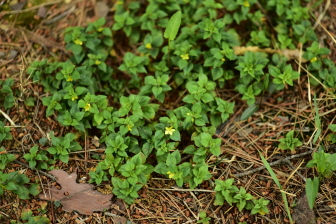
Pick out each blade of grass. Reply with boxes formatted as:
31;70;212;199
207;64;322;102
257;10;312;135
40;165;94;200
306;177;319;209
313;94;321;144
259;151;293;224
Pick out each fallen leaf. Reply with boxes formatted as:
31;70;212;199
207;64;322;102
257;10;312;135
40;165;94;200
111;199;126;215
233;46;308;62
293;193;316;224
10;0;26;11
7;50;18;60
92;135;100;147
37;6;47;18
95;2;110;18
112;216;127;224
39;169;112;215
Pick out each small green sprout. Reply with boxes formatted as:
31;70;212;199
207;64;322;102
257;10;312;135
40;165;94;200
278;130;302;151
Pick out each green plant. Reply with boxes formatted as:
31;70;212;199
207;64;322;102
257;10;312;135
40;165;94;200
97;154;121;176
260;152;291;222
278;130;302;151
89;165;108;185
118;52;147;86
10;209;50;224
65;17;113;64
234;187;254;212
214;178;269;214
251;198;270;215
112;11;136;38
248;30;270;47
0;121;12;143
0;147;16;169
42;92;63;117
164;10;182;43
140;74;171;103
305;177;319;210
326;124;336;144
222;0;257;24
155;150;211;189
47;132;82;163
268;65;300;90
214;179;239;206
306;148;336;179
303;41;330;70
0;171;40;199
0;78;15;109
119;153;154;185
21;0;334;213
23;145;53;170
137;31;164;58
197;211;210;224
111;177;143;204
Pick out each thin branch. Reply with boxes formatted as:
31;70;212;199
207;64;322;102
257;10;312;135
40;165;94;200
234;149;314;178
15;159;56;181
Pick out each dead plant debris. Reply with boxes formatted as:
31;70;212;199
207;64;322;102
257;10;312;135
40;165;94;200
39;169;112;215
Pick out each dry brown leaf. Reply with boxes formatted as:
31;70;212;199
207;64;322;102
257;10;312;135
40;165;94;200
293;193;316;224
112;216;127;224
95;2;110;18
39;169;112;215
233;46;308;62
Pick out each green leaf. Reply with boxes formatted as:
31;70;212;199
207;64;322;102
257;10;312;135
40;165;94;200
152;86;163;98
313;94;321;144
240;104;258;121
306;177;319;209
259;151;293;222
164;11;182;41
24;97;35;107
29;184;40;196
21;210;33;220
6;182;17;191
329;124;336;132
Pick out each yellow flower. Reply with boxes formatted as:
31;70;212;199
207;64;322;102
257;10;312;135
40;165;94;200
97;27;103;32
243;1;250;7
145;43;152;49
84;103;91;111
71;95;78;101
127;124;133;131
187;113;190;116
180;54;189;60
74;39;83;45
167;171;175;179
259;210;266;215
221;58;225;61
310;57;317;63
67;76;73;82
95;60;101;65
165;126;175;136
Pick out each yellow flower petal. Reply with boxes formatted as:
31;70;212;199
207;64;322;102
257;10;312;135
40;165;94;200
165;127;176;136
310;57;317;63
74;39;83;45
84;103;91;111
167;171;175;179
180;54;189;60
145;43;152;49
243;1;250;7
127;124;133;131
